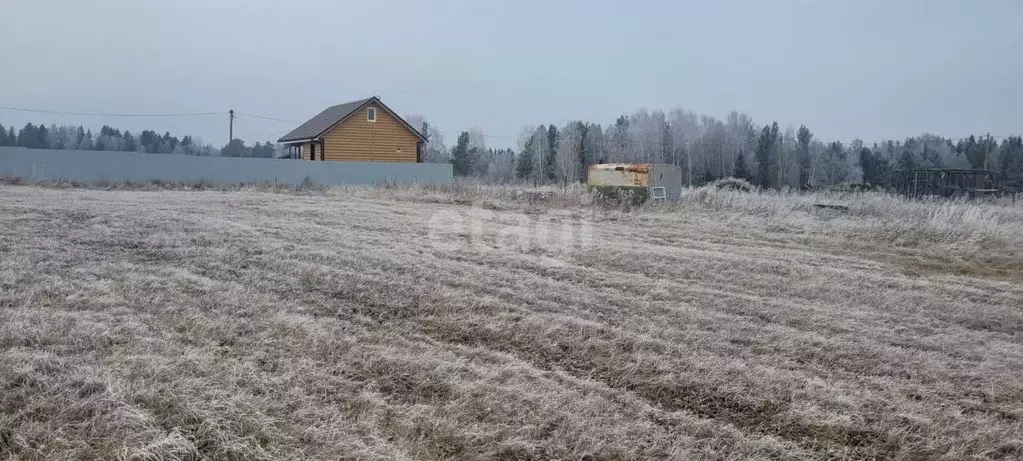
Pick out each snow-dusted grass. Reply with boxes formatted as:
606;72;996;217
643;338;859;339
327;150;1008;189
1;184;1021;460
674;187;1023;247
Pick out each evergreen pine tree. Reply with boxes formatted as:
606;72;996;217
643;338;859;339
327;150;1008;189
36;123;49;149
81;129;94;150
754;122;779;188
450;131;471;176
18;123;37;148
796;125;813;187
515;137;535;180
419;121;430;162
123;131;138;152
579;123;591;180
998;136;1023;191
733;150;749;180
859;147;889;186
545;125;559;181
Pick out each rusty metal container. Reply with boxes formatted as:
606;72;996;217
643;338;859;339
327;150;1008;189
587;163;682;203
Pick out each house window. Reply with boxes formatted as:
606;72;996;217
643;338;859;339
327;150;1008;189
367;107;376;122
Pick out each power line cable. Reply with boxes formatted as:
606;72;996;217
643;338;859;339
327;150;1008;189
431;125;519;140
236;112;302;123
232;126;292;138
0;105;221;117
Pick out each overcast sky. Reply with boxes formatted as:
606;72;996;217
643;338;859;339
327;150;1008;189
2;0;1021;149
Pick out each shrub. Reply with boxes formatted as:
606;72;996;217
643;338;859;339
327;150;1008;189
710;177;755;192
0;175;24;185
828;182;878;193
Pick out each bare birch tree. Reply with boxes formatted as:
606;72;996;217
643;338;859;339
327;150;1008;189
530;126;550;186
556;122;583;184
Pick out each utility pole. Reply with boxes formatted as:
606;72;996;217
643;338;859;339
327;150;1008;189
228;109;235;152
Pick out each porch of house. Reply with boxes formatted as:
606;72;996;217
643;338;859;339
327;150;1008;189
281;141;323;161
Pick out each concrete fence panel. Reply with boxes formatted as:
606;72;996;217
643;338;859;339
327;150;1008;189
0;147;453;186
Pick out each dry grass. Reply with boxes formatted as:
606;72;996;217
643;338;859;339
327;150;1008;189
1;183;1021;460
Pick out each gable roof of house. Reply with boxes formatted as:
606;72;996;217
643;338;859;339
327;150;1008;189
277;97;426;143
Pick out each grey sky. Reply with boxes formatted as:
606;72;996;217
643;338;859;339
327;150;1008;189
2;0;1021;149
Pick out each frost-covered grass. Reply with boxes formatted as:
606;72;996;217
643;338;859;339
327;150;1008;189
674;186;1023;247
1;184;1021;460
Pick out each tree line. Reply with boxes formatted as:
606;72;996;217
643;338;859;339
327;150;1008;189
4;112;1021;193
417;110;1022;192
0;121;281;158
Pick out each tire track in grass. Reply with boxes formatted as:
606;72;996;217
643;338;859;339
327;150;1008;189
419;312;916;460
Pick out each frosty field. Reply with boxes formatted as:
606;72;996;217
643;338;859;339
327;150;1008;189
1;184;1021;460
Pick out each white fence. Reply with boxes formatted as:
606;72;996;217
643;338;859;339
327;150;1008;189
0;147;453;186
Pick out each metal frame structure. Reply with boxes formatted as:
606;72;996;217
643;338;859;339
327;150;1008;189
891;169;998;198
